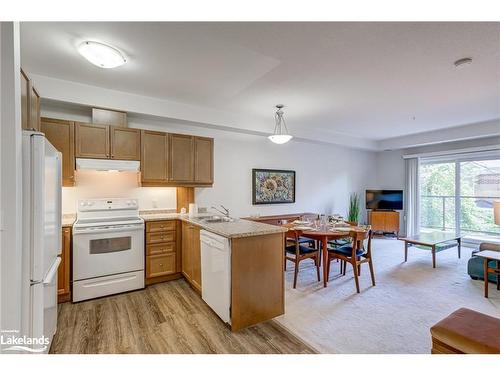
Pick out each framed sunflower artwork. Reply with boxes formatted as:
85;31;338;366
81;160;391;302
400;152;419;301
252;169;296;204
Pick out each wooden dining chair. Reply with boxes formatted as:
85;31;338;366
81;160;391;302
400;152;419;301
327;221;358;270
279;219;315;248
327;220;357;248
285;229;321;288
326;229;375;293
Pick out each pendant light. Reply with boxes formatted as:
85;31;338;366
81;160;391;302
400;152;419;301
268;104;293;144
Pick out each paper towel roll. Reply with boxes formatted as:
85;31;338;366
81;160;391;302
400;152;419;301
188;203;198;217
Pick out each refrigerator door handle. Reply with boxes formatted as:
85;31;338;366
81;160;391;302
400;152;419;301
55;153;62;255
43;257;61;285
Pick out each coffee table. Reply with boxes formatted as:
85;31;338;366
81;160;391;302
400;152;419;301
399;232;461;268
474;250;500;298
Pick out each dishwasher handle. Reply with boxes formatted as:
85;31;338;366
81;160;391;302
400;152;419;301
200;235;228;251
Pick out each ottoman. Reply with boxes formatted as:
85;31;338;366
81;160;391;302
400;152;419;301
430;308;500;354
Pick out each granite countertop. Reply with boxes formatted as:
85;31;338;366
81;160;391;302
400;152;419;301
61;210;287;239
184;217;288;239
62;214;76;228
140;210;287;239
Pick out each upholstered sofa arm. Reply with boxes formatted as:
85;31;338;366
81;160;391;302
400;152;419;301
479;242;500;252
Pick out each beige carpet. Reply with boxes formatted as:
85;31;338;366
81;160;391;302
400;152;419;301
276;238;500;354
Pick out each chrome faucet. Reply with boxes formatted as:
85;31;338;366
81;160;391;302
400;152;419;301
211;205;230;217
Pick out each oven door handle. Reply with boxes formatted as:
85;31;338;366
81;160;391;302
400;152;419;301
73;225;144;235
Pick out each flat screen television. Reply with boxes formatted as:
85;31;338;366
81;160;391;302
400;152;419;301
366;189;403;210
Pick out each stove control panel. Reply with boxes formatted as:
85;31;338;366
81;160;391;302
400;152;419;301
78;198;139;212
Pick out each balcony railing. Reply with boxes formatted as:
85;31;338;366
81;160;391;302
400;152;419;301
420;195;499;236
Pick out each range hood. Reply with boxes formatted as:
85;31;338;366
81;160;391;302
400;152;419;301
76;158;140;172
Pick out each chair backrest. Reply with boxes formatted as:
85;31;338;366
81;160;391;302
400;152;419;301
349;229;372;257
479;242;500;252
284;228;303;256
285;228;300;241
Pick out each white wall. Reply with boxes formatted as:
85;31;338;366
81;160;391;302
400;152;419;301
375;136;500;192
195;131;375;220
42;103;377;222
0;22;23;348
62;186;176;214
375;150;405;190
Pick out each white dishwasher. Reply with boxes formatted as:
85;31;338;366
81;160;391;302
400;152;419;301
200;230;231;323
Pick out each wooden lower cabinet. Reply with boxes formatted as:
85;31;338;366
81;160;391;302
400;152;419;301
146;253;176;278
368;210;400;236
145;220;182;285
58;227;71;303
181;221;201;293
230;233;285;331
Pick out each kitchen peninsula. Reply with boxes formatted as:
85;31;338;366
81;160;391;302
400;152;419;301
141;212;287;331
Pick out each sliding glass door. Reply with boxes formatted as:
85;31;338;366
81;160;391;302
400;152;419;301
420;161;457;233
419;152;500;242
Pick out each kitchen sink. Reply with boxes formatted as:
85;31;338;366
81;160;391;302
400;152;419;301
201;216;234;223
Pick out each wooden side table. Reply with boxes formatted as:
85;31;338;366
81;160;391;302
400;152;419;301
474;250;500;298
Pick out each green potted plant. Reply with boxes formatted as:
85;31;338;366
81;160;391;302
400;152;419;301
347;193;360;225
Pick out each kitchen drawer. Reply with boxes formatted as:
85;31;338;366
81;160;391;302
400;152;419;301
146;220;176;233
146;253;176;278
147;242;175;256
146;231;176;244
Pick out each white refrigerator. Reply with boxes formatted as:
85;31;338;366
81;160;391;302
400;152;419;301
21;131;62;353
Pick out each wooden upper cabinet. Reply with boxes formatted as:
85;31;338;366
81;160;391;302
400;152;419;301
29;85;41;132
20;69;30;131
169;133;194;183
110;126;140;160
141;130;168;184
20;69;41;131
194;136;213;184
92;108;127;127
41;118;75;186
75;122;110;159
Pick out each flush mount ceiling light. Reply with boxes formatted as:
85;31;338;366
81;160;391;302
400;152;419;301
454;57;473;69
78;41;127;69
268;104;293;144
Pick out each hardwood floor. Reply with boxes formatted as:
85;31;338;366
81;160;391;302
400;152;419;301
50;279;316;354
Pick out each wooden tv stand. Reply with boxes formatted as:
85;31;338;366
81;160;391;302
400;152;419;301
368;210;400;237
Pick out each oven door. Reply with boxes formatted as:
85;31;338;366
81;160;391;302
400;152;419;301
73;224;144;281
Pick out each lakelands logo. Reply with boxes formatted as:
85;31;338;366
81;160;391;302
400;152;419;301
1;330;49;353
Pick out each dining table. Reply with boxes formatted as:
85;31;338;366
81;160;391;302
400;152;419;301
282;222;368;287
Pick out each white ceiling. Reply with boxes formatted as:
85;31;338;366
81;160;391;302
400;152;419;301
20;22;500;142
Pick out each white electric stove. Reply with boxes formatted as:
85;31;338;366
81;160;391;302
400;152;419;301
72;198;145;302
